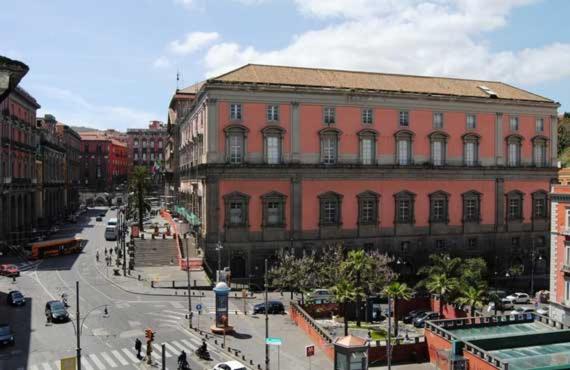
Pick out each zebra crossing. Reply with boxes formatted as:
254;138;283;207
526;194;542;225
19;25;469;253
150;300;247;328
27;336;204;370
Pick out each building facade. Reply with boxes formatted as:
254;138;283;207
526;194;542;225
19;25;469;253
127;121;168;174
0;87;40;243
549;184;570;324
80;133;128;192
37;115;66;225
176;64;559;280
56;123;81;214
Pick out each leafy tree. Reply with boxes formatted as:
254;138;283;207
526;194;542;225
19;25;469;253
270;249;299;299
417;254;462;288
331;278;357;336
128;166;151;231
341;250;373;327
315;243;345;288
365;251;397;295
426;273;459;317
460;258;488;290
456;286;487;316
383;282;413;337
296;252;319;304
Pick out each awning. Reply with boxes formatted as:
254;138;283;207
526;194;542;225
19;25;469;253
175;205;201;226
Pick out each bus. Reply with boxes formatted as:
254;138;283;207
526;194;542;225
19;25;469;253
104;225;117;241
28;238;86;260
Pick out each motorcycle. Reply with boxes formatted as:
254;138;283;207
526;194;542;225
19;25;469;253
195;346;211;361
177;359;191;370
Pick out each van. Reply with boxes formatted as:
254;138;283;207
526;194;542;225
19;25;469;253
107;218;117;226
104;226;117;240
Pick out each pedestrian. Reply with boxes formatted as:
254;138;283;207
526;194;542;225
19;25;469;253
110;248;113;256
96;251;99;262
135;338;142;359
104;248;107;256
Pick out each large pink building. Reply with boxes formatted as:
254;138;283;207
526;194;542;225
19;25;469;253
176;64;559;281
549;184;570;324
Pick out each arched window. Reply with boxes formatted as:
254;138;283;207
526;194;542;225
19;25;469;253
394;191;415;224
224;124;248;164
357;191;379;225
429;131;448;166
506;135;523;167
262;126;285;164
319;191;343;225
429;191;450;224
357;129;377;165
506;190;524;221
532;136;548;167
320;128;341;165
223;191;250;227
462;133;480;166
395;130;413;165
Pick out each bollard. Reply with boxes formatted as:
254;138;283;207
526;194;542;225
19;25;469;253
172;281;175;288
175;291;177;295
250;360;253;365
151;281;154;288
193;279;196;287
215;340;218;344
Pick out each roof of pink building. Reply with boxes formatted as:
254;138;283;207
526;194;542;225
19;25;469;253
208;64;555;104
552;185;570;195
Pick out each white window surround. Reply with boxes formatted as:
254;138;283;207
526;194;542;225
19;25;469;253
399;111;409;127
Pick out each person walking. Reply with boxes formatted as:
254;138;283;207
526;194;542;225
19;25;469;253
135;338;142;359
96;250;100;262
104;248;107;256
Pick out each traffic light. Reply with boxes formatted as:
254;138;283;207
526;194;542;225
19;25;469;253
150;331;154;341
144;328;153;340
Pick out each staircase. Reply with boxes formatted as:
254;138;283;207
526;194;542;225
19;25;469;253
134;239;178;267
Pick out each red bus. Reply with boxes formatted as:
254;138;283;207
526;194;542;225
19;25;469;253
29;238;85;260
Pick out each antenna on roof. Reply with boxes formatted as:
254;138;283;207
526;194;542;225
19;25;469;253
176;70;180;91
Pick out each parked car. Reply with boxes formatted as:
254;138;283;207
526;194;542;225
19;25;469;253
0;264;20;277
413;311;440;328
510;306;536;316
212;361;247;370
253;301;285;314
45;300;69;322
96;216;103;222
506;292;531;304
489;298;515;311
536;307;549;316
7;290;25;306
0;324;14;346
403;309;430;324
307;289;333;303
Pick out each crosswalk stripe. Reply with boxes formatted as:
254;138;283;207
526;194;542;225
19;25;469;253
171;340;194;352
162;310;186;316
142;344;161;360
185;337;202;348
165;343;180;357
152;343;171;357
88;354;106;370
81;357;94;370
171;301;184;309
101;352;118;367
158;318;180;324
121;348;139;362
111;350;129;366
160;314;183;320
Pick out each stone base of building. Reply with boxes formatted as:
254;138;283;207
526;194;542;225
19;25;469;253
549;302;570;326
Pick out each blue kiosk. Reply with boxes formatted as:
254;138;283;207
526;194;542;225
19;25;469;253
211;281;234;334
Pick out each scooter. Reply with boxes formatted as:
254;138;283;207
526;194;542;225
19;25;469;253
177;359;191;370
195;347;211;361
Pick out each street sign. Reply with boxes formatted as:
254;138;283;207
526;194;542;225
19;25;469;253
266;337;282;346
60;356;76;370
305;345;315;357
196;303;203;311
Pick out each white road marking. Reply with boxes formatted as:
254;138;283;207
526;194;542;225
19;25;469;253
185;337;203;348
121;348;139;362
88;354;106;370
100;352;118;367
128;320;141;327
162;310;187;316
165;343;179;357
111;350;129;365
29;366;39;370
158;318;180;325
171;301;184;309
171;340;194;352
81;357;94;370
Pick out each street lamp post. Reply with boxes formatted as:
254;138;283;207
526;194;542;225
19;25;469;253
216;241;223;282
185;234;192;328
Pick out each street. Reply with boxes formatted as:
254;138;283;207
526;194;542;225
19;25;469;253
0;208;247;370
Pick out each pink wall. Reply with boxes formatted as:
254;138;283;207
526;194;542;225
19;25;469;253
301;179;496;229
503;180;551;220
219;180;291;232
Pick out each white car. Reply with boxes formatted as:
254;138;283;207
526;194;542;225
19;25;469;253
510;306;535;315
307;289;334;303
506;292;530;304
212;361;247;370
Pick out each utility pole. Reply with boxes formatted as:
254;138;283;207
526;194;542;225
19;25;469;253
265;258;269;370
216;241;223;281
186;235;192;328
76;281;81;370
387;296;392;370
530;238;536;297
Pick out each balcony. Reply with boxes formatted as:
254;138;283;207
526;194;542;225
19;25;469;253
563;264;570;274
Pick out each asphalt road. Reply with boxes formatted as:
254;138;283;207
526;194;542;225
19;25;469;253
0;207;246;370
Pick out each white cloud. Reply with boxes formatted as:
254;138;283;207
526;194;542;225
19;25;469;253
168;32;220;55
32;85;159;131
153;56;171;69
201;0;570;88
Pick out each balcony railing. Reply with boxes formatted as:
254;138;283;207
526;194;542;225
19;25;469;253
562;264;570;273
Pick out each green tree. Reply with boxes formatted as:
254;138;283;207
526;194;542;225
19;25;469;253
417;254;462;282
341;250;373;327
460;258;488;289
426;273;459;317
365;251;397;295
315;243;345;289
128;166;151;231
383;282;413;337
455;285;487;316
331;278;357;336
269;249;298;299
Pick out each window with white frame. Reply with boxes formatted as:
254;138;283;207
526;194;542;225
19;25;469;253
266;136;280;164
134;140;139;147
142;153;147;160
533;138;547;167
509;116;519;131
430;132;447;166
358;191;378;225
430;191;449;223
261;191;286;227
319;192;342;225
321;130;339;164
396;132;412;165
230;103;242;120
361;138;373;165
507;191;523;220
565;244;570;265
150;153;154;160
507;136;522;166
536;118;544;132
324;107;336;125
566;209;570;229
433;112;443;129
229;134;244;164
224;192;249;227
362;108;373;125
399;111;409;127
466;114;477;129
566;280;570;303
267;105;279;121
142;140;147;148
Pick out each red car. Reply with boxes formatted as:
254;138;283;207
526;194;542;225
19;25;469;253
0;264;20;277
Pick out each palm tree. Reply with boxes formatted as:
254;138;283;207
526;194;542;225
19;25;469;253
128;166;150;231
456;285;487;317
331;278;357;336
426;273;459;317
383;282;413;337
417;254;462;284
342;250;373;327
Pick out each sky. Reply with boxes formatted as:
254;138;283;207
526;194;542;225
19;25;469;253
1;0;570;131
